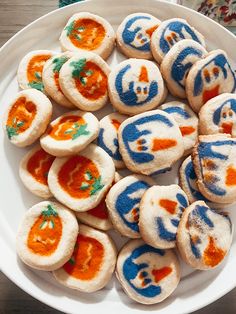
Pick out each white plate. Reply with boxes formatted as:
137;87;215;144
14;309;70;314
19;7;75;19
0;0;236;313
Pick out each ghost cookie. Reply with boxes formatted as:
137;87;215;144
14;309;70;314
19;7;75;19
159;101;199;155
48;144;115;211
17;50;55;93
139;185;189;249
106;174;155;238
53;224;117;292
16;201;78;271
108;59;165;115
3;89;52;147
151;18;205;64
116;239;180;304
59;12;115;60
186;50;236;112
118;110;184;175
177;201;233;270
59;52;110;111
116;13;161;60
40;110;99;157
97;113;127;168
161;39;207;98
199;93;236;137
19;144;55;199
42;52;75;108
192;134;236;203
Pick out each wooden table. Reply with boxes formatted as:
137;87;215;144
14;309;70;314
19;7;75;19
0;1;236;313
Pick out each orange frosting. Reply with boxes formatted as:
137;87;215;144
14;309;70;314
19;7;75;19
180;126;195;136
225;166;236;186
27;54;51;83
203;236;225;267
145;25;158;37
152;138;177;152
203;85;219;103
159;199;177;214
152;266;172;283
221;122;233;134
54;71;62;92
111;119;121;131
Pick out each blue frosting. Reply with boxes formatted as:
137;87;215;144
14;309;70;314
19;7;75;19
157;217;176;241
97;128;122;162
192;205;214;227
213;98;236;125
163;106;191;119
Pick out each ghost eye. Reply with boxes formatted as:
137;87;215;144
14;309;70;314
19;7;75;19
213;67;219;77
143;87;148;94
229;110;233;117
223;112;227;119
137;86;141;94
137;33;142;39
203;69;210;82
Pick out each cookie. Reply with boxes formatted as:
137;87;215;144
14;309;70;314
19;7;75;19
192;134;236;203
17;50;55;93
59;12;115;60
97;113;127;169
42;52;75;108
3;89;52;147
76;172;122;231
59;52;110;111
118;110;184;175
48;144;115;211
177;201;233;270
116;239;180;304
106;174;155;238
40;110;99;157
108;59;165;115
139;185;189;249
19;144;55;199
16;201;78;271
151;18;205;64
160;39;207;98
186;50;236;112
116;13;161;60
199;93;236;137
53;224;117;292
159;101;199;155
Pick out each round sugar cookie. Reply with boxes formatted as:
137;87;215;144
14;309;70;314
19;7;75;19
48;144;115;211
40;110;99;157
160;39;207;98
177;201;233;270
192;134;236;204
42;52;75;108
53;224;117;292
76;172;122;231
59;12;115;60
116;13;161;60
116;239;180;304
19;144;55;199
59;52;110;111
17;50;55;93
199;93;236;137
159;101;199;155
16;201;78;271
139;185;189;249
106;174;155;238
3;89;52;147
108;59;165;115
97;113;127;169
151;18;205;64
118;110;184;175
186;49;236;112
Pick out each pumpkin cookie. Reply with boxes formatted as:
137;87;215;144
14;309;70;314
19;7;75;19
159;101;199;155
19;144;55;199
40;110;99;157
118;110;184;175
116;239;180;304
116;13;161;60
108;59;165;115
151;18;205;64
106;174;155;238
139;185;188;249
97;113;127;169
17;50;55;93
177;201;233;270
192;134;236;204
60;12;115;60
16;201;78;271
3;89;52;147
186;50;236;112
48;144;115;211
59;52;110;111
53;224;117;292
160;39;207;98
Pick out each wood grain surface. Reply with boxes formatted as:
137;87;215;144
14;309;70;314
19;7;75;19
0;1;236;313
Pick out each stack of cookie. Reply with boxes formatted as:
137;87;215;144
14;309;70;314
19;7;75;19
3;11;236;305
